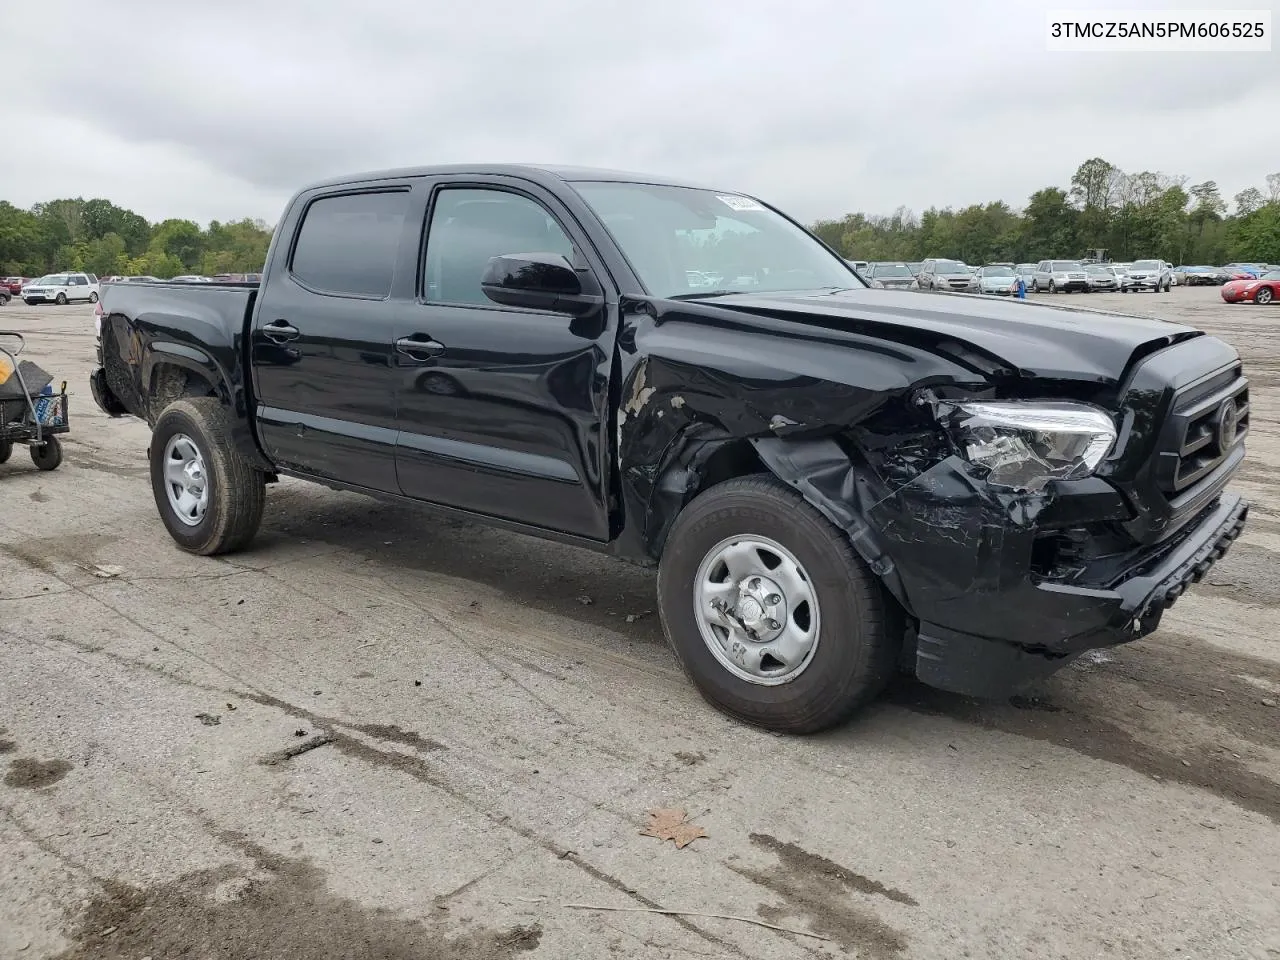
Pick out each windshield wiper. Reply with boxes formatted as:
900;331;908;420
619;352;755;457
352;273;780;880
669;289;743;300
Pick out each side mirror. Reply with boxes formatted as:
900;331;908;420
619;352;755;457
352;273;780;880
481;252;603;315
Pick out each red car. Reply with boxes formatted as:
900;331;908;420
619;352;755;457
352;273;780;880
2;277;27;294
1222;270;1280;305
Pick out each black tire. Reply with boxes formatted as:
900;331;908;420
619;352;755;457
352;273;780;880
89;292;99;303
657;476;897;734
55;293;67;305
0;292;10;306
30;436;62;471
149;397;265;555
1031;280;1039;293
1048;280;1057;293
0;439;11;463
1257;287;1274;305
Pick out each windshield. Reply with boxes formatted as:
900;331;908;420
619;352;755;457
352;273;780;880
1086;265;1111;275
872;264;913;278
1260;271;1280;280
935;260;968;275
33;275;66;285
1132;260;1159;270
980;266;1014;277
572;182;861;298
1050;261;1082;271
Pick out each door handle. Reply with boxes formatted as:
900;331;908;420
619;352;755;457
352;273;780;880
395;335;445;360
264;320;300;343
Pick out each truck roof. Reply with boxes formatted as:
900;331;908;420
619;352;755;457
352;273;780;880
299;163;723;193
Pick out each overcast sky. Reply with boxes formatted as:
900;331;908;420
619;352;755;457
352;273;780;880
4;0;1277;226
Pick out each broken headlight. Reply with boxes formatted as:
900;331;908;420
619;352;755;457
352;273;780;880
947;401;1117;493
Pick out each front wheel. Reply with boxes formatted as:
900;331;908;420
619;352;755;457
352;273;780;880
1048;281;1057;293
149;397;265;555
55;293;67;305
657;476;897;734
1257;288;1274;305
89;292;99;303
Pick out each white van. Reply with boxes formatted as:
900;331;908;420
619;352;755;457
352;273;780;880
21;272;101;305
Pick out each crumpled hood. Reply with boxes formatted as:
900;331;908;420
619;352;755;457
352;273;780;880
683;287;1202;385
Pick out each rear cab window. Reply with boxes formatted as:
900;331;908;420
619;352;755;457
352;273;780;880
290;190;412;298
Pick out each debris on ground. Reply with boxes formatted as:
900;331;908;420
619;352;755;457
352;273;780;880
259;734;335;766
624;610;652;623
639;808;708;849
576;596;593;606
673;751;705;766
195;714;221;726
1262;698;1277;708
86;564;124;579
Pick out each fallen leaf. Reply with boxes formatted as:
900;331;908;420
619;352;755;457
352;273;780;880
640;808;707;849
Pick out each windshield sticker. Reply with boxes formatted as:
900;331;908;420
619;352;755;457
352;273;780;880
716;194;765;212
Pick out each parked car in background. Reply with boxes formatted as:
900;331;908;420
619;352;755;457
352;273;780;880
171;275;213;283
1182;266;1217;285
1085;263;1120;292
1222;270;1280;305
113;275;161;284
1014;263;1036;286
2;277;28;294
846;260;869;274
1031;260;1088;293
975;264;1018;295
906;261;923;277
864;262;916;289
21;272;101;304
1223;263;1265;278
1121;260;1172;293
914;258;979;292
1170;265;1188;286
211;273;264;283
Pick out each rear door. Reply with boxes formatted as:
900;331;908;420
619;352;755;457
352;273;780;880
393;177;616;540
251;183;420;492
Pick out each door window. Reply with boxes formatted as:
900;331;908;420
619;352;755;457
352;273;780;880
290;190;411;298
423;188;574;306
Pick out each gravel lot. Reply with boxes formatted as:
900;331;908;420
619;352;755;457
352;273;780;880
2;286;1278;960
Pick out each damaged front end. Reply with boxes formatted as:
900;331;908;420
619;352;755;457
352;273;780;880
752;389;1247;698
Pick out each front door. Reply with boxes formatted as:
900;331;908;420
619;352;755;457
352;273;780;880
394;180;616;541
251;185;419;493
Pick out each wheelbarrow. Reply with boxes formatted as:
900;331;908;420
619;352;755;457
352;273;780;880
0;331;69;471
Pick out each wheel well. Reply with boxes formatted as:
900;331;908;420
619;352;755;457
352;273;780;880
693;439;767;496
149;363;217;422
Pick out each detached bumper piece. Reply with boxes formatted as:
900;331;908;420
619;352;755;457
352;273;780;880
914;494;1247;699
89;368;128;417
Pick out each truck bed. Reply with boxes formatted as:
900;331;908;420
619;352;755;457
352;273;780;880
99;281;259;425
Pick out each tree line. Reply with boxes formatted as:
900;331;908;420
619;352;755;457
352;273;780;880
811;158;1280;267
0;197;272;278
3;157;1279;279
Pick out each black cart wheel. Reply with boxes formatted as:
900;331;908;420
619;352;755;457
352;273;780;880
30;436;62;471
0;439;11;463
658;476;898;734
149;397;265;555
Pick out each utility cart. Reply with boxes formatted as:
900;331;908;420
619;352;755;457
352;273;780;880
0;331;68;471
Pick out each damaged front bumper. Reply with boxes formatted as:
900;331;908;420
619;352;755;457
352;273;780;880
912;492;1247;698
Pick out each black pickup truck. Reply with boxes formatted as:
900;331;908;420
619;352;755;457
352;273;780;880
90;164;1249;733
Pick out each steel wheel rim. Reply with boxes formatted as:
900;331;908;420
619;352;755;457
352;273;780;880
693;534;821;686
163;433;209;526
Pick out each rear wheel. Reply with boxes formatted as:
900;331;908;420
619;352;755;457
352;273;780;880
149;397;265;555
1257;287;1274;305
30;436;62;471
89;292;99;303
658;476;897;734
